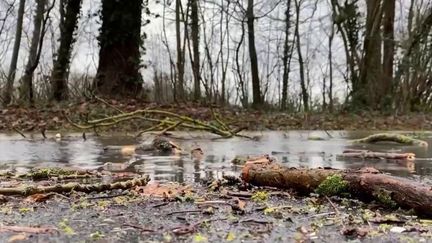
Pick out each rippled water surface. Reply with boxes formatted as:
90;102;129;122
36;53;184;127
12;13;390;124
1;131;432;183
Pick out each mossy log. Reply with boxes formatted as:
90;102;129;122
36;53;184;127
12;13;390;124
0;176;149;196
242;161;432;217
352;133;428;147
339;150;415;160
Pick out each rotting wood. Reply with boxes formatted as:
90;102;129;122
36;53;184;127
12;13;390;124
352;133;428;147
0;176;149;196
241;158;432;218
339;149;415;160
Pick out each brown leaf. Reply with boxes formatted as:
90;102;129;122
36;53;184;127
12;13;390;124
24;193;54;203
8;234;27;242
341;226;368;238
135;182;192;198
191;148;204;161
231;198;246;213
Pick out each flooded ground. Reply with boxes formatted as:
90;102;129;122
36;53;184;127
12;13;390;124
1;131;431;182
2;131;432;242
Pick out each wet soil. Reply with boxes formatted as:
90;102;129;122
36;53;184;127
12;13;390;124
1;181;431;243
1;100;432;133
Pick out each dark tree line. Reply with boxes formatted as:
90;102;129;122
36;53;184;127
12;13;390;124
1;0;432;113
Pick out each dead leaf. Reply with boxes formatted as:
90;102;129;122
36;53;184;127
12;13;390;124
8;234;27;242
191;148;204;161
120;145;137;155
231;198;246;214
135;182;192;198
24;193;54;203
341;226;368;238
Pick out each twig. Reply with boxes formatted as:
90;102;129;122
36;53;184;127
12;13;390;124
239;218;272;225
13;127;26;138
122;223;155;232
152;201;170;208
94;95;125;114
41;128;47;139
325;196;340;216
166;209;202;216
0;225;57;234
195;200;231;205
86;192;129;200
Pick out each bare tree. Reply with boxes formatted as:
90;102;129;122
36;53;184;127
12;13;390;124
294;0;308;111
20;0;53;103
175;0;185;101
2;0;25;105
281;0;292;110
247;0;262;108
50;0;82;101
190;0;200;101
381;0;395;106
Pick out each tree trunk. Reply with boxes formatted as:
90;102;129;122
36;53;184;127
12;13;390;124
281;0;292;110
381;0;395;108
2;0;25;105
359;0;384;109
328;18;335;112
50;0;82;101
190;0;200;101
175;0;185;101
242;162;432;218
20;0;46;104
294;0;308;112
94;0;143;97
247;0;262;108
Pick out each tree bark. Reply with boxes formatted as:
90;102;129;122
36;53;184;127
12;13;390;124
2;0;25;105
175;0;185;101
359;0;384;108
20;0;47;104
294;0;308;112
190;0;200;101
242;162;432;217
281;0;292;110
381;0;395;107
247;0;262;108
50;0;82;101
94;0;143;97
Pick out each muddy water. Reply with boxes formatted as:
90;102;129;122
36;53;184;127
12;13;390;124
1;131;432;183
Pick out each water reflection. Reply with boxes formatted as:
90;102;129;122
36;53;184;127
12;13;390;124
1;131;432;183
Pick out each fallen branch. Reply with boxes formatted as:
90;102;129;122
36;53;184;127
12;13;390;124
0;225;57;234
339;150;416;160
64;108;249;138
0;176;149;196
241;159;432;218
352;133;428;147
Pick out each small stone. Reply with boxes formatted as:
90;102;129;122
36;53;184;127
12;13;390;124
390;226;406;233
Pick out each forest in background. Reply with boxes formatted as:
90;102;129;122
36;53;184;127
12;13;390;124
0;0;431;113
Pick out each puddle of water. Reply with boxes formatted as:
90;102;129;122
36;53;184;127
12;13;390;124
1;131;432;183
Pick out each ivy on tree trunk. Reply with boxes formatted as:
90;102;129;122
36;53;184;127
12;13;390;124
95;0;143;97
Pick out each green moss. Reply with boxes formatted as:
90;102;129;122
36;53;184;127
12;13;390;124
90;231;104;240
316;174;348;196
59;219;75;235
28;168;75;180
231;155;249;165
373;189;397;208
251;191;269;202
